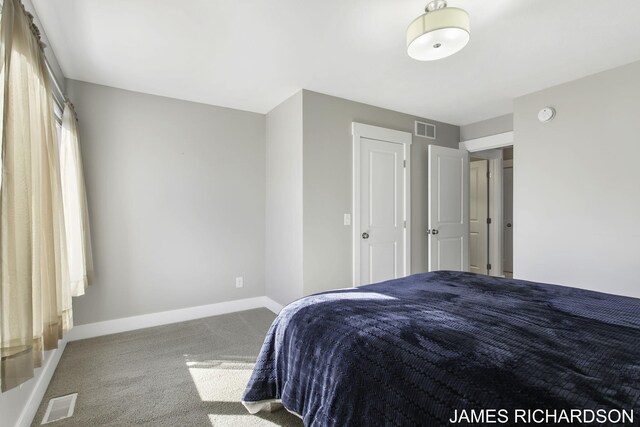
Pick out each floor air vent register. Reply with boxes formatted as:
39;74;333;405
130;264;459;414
41;393;78;424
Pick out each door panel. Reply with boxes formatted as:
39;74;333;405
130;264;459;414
369;242;397;282
469;160;488;274
369;150;397;228
360;138;405;285
437;157;464;223
437;237;466;270
428;145;469;272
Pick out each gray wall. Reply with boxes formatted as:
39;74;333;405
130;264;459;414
513;60;640;298
265;91;304;305
67;80;266;324
460;114;513;141
302;90;460;296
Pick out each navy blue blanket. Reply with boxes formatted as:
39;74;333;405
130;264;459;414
243;271;640;426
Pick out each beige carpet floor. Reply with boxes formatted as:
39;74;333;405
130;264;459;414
32;308;303;426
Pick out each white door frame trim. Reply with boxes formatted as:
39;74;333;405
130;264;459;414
459;131;514;152
352;123;412;287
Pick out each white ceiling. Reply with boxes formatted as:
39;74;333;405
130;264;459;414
32;0;640;125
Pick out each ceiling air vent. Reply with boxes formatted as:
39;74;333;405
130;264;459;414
415;120;436;139
42;393;77;424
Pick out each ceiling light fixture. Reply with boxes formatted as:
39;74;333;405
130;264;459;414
407;0;470;61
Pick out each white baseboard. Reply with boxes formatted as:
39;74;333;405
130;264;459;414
262;297;284;314
4;294;285;427
66;296;268;342
8;340;67;427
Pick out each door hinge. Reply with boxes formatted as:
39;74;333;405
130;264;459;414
403;160;406;168
487;263;492;270
487;218;492;224
486;171;491;179
404;220;407;228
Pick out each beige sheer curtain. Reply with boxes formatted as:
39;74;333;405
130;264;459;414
0;0;77;392
60;101;92;297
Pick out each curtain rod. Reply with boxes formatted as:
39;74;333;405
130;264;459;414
0;0;66;115
44;56;65;113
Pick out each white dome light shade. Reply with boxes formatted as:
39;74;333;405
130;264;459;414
407;5;470;61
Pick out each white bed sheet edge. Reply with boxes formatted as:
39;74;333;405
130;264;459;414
242;399;303;419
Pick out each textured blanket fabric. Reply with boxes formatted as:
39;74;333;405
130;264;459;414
243;271;640;426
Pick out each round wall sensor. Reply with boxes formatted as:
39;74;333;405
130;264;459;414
538;107;556;123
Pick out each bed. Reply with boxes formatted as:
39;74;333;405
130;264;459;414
242;271;640;426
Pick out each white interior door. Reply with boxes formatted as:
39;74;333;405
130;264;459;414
469;159;488;274
428;145;469;272
503;162;513;273
359;137;406;285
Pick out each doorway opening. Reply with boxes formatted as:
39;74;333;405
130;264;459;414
502;147;513;278
468;146;513;277
469;157;489;275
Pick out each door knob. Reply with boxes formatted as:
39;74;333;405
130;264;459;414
506;223;512;228
431;229;439;235
362;232;369;239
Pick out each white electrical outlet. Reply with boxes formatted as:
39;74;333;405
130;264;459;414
235;277;244;288
344;214;351;226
